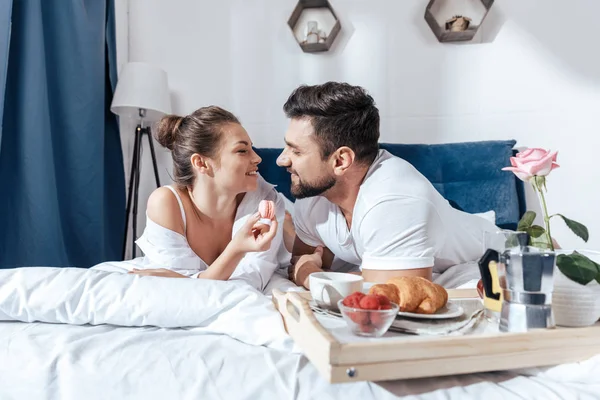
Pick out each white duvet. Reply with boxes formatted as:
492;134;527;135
0;266;297;352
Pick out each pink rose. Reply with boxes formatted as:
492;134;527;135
502;148;559;182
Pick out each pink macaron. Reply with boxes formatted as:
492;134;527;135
258;200;275;224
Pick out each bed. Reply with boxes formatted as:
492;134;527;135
1;267;599;400
2;140;598;399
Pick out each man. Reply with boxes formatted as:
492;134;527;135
276;82;498;289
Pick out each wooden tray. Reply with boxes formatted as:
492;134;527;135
272;288;600;383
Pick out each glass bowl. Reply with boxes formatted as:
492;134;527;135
337;299;399;337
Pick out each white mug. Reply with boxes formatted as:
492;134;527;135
309;272;363;310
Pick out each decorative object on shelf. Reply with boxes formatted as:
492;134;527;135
425;0;494;43
318;30;327;43
445;15;471;32
288;0;341;53
306;21;319;43
110;62;171;260
501;148;600;327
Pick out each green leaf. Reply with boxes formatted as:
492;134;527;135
526;225;545;238
517;211;536;232
555;214;589;242
575;250;600;271
505;235;519;248
556;253;600;285
530;234;552;249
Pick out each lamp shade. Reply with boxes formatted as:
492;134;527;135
111;62;171;122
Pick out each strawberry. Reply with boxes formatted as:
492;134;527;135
375;294;391;308
359;319;375;333
347;311;369;326
369;312;383;327
342;292;365;308
358;294;380;311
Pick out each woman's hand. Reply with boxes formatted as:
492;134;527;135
230;212;279;254
128;268;187;278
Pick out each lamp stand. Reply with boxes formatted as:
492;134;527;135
122;123;161;260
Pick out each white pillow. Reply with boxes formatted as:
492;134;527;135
474;210;496;224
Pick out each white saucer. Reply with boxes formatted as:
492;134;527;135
397;301;464;320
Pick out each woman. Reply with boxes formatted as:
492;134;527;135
121;106;285;291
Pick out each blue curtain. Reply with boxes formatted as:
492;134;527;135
0;0;125;268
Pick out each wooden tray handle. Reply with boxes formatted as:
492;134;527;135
272;289;339;346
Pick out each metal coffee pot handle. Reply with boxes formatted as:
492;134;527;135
478;249;500;301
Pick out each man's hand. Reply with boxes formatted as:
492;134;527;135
288;246;324;288
128;268;187;278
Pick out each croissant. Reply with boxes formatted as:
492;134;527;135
368;283;400;305
369;276;448;314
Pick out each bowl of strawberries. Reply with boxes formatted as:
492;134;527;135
337;292;399;337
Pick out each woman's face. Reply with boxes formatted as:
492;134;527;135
209;123;262;193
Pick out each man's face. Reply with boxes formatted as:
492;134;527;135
276;118;335;199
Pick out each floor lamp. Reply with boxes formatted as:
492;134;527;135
110;62;171;260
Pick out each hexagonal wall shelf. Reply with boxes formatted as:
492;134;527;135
425;0;494;43
288;0;341;53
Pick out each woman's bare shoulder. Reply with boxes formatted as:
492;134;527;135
146;187;185;235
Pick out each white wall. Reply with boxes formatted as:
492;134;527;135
116;0;600;257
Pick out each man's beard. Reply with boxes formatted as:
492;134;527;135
291;174;336;199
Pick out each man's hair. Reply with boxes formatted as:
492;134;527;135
283;82;380;165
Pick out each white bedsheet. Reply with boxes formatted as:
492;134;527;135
1;264;599;399
1;319;599;400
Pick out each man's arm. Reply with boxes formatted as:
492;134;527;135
358;197;440;281
289;237;335;289
282;211;296;252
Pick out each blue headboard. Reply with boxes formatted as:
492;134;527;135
254;140;525;230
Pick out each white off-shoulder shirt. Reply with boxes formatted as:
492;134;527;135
93;176;288;291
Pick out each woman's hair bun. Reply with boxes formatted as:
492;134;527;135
155;114;184;150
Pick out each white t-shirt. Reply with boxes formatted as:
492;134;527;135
293;149;499;273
